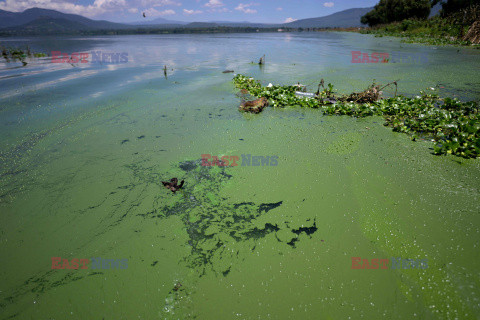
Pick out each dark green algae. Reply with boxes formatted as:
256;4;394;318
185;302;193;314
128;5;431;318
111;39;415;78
136;159;317;276
0;157;318;317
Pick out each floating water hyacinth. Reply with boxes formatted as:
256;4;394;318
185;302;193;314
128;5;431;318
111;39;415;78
233;74;480;158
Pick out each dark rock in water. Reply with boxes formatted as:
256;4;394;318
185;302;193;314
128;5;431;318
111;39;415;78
162;178;184;193
239;97;268;114
222;70;234;73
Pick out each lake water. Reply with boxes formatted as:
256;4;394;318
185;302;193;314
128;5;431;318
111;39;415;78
0;32;479;319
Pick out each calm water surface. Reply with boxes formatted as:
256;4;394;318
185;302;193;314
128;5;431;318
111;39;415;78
0;33;479;319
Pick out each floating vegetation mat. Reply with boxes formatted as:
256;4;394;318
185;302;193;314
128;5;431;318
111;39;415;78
233;74;480;159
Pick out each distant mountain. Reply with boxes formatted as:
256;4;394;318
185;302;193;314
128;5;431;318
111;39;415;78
180;21;273;28
283;7;374;28
0;6;379;35
0;7;132;30
204;8;377;29
211;22;272;28
0;9;17;28
210;20;251;24
128;17;188;25
2;17;92;34
185;22;220;28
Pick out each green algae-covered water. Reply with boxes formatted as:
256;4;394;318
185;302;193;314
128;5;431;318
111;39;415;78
0;33;479;319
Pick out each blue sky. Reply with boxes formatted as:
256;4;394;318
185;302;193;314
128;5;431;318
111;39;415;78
0;0;379;23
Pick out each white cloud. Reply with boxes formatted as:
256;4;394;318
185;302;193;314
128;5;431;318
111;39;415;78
0;0;182;18
284;17;297;23
204;0;223;8
235;3;258;14
183;8;202;15
144;8;176;16
323;2;334;7
207;7;229;13
276;7;283;11
0;0;128;17
140;0;181;7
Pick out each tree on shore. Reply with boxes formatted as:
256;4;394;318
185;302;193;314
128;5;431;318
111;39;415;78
433;0;478;16
361;0;431;26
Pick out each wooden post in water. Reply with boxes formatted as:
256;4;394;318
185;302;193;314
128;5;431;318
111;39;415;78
258;55;265;65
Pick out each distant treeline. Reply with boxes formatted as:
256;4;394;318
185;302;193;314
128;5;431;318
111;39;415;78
358;0;480;45
0;26;360;37
361;0;478;26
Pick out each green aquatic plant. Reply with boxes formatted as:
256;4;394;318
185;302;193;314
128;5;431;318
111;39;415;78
233;74;480;158
358;16;480;47
0;44;47;64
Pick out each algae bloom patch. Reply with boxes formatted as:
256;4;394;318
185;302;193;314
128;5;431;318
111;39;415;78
138;159;318;276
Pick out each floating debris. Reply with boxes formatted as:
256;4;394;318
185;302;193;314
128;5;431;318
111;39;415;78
162;178;184;193
233;74;480;158
293;82;307;92
222;70;234;73
337;81;398;104
315;79;325;96
295;92;315;98
239;97;269;114
172;282;182;292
